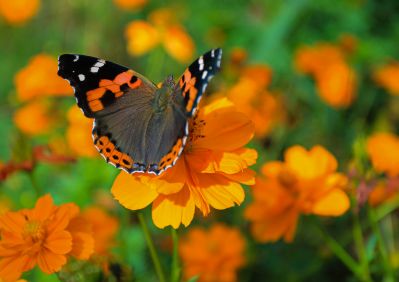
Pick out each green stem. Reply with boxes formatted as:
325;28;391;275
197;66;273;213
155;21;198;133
138;212;166;282
352;211;372;282
317;225;364;280
170;228;181;282
368;208;395;281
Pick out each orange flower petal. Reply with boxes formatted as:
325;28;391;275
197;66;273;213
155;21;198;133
152;187;195;229
112;172;159;210
366;132;399;177
15;54;72;101
30;194;54;222
0;0;40;24
285;145;337;180
163;25;195;63
223;169;256;185
13;101;56;136
155;157;186;195
125;21;159;56
199;174;245;210
69;232;94;260
44;230;72;255
37;248;67;274
0;255;27;282
312;189;350;216
0;211;25;234
195;111;254;151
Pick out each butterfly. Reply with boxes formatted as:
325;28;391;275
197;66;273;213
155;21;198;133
58;48;222;175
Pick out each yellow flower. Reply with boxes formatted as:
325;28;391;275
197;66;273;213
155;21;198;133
112;98;256;228
294;41;357;108
179;224;246;282
13;100;56;136
0;0;40;25
15;54;73;102
373;62;399;96
66;106;98;158
125;9;195;63
0;195;94;280
245;145;350;242
366;132;399;177
113;0;147;10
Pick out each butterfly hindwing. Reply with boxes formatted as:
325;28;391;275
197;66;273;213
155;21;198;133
177;48;222;116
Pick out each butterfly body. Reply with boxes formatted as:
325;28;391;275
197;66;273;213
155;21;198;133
58;48;222;175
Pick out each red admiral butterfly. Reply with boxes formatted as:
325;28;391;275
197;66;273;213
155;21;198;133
58;49;222;175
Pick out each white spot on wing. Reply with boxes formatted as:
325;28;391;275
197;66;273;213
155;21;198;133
201;70;208;79
78;74;85;81
198;56;204;71
73;55;79;62
211;49;215;57
91;67;99;73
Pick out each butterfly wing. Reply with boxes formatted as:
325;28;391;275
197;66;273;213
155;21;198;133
177;48;222;116
58;54;156;118
58;54;161;173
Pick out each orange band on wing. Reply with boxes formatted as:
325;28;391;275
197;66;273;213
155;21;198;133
157;138;183;170
179;69;198;112
94;135;134;170
86;71;142;112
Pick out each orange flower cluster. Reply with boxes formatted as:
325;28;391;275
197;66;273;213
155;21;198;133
81;207;119;256
125;8;195;63
0;195;94;281
373;61;399;96
0;0;40;25
245;145;350;242
179;224;246;282
112;98;257;228
113;0;147;10
13;54;73;136
366;132;399;177
66;106;98;158
15;54;72;102
13;100;55;136
295;42;357;108
225;64;285;138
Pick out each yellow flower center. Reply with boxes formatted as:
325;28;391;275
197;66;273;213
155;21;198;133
23;220;45;242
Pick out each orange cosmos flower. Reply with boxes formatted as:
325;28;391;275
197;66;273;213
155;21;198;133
66;106;98;157
366;132;399;177
15;54;73;102
226;64;285;138
373;62;399;96
13;100;56;136
81;207;119;256
0;195;94;280
113;0;147;10
245;145;349;243
112;98;256;228
179;224;246;282
368;179;399;207
294;41;357;108
125;9;195;63
0;0;40;25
